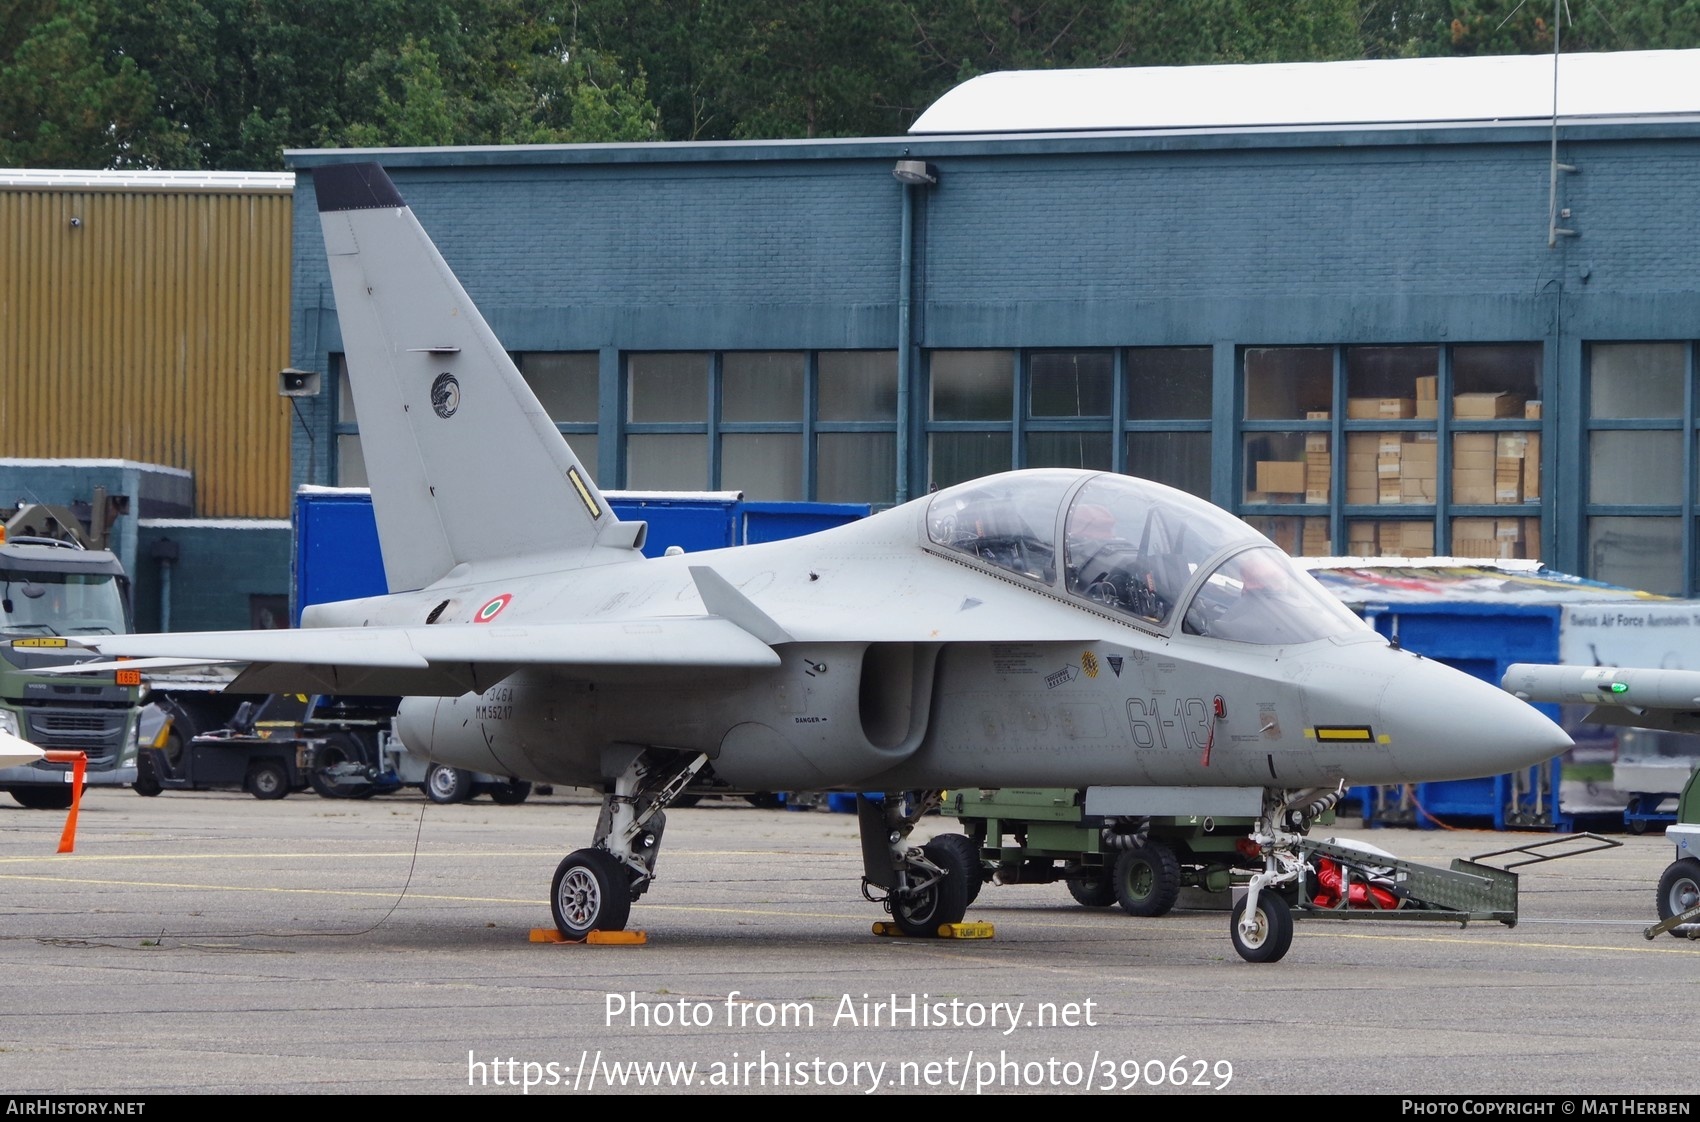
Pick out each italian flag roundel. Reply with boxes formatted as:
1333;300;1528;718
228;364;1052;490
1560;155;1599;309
475;594;512;623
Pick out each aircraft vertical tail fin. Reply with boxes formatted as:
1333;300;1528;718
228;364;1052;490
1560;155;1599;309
311;162;634;593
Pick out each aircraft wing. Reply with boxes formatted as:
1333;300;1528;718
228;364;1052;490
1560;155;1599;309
61;619;781;697
0;728;45;768
1502;662;1700;733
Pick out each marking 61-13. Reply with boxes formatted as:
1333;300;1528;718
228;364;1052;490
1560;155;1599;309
1125;697;1211;751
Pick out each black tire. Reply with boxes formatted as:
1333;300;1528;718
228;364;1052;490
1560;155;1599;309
1066;866;1118;908
672;792;702;808
246;761;290;801
131;755;163;797
12;786;74;810
1113;842;1183;917
928;832;985;907
745;791;784;809
308;732;369;799
1230;892;1294;963
488;780;532;806
424;763;473;804
551;849;633;939
893;836;972;937
1656;857;1700;935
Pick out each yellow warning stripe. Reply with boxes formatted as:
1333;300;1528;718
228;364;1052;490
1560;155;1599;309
1314;726;1374;742
567;466;602;520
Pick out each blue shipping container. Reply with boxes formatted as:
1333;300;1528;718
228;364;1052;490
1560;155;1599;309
292;487;869;623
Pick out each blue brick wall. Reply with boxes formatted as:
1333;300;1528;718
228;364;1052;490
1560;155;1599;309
291;126;1700;367
133;521;292;633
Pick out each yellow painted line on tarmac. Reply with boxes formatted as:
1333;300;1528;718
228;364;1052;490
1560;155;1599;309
0;871;541;905
0;846;839;866
0;871;874;922
0;851;555;864
1291;924;1682;957
6;868;1682;954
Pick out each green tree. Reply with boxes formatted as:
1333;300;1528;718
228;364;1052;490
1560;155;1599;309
0;0;189;168
1359;1;1700;58
6;0;658;168
568;0;728;140
704;0;922;138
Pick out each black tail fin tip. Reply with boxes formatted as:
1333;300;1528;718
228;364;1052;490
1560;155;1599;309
312;162;405;214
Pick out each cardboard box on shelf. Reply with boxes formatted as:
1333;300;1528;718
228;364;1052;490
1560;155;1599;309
1301;521;1331;555
1347;397;1416;419
1402;438;1437;473
1453;468;1495;505
1524;432;1541;500
1400;477;1436;502
1255;461;1306;494
1415;375;1438;401
1400;521;1434;553
1524;400;1542;419
1453;432;1496;469
1453;392;1525;418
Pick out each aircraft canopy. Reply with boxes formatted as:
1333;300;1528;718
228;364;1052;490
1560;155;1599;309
925;471;1368;645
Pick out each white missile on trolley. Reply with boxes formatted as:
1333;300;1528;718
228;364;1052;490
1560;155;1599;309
1502;663;1700;733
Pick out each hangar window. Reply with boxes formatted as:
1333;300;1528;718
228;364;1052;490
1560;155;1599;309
925;347;1216;498
330;354;365;487
1125;347;1212;500
720;352;805;501
1026;350;1113;475
928;350;1016;490
1585;342;1688;595
619;350;899;503
1239;343;1542;561
816;351;898;505
518;352;599;474
626;352;711;490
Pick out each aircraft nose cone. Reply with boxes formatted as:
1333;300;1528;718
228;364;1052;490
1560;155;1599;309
1378;654;1572;783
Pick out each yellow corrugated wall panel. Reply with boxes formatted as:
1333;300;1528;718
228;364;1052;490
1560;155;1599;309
0;187;292;518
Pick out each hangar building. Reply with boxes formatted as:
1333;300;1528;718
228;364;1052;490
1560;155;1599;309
283;48;1700;599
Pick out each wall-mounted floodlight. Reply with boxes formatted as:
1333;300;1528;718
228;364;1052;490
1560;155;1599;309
892;160;938;186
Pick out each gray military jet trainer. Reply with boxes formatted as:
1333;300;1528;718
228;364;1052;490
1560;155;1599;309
56;162;1571;962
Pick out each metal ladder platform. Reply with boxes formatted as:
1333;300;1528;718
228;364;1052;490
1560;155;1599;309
1294;833;1619;928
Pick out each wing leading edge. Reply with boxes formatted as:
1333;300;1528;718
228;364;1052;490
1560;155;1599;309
57;618;781;697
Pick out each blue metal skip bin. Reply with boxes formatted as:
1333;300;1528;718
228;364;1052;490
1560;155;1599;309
604;491;744;557
293;487;870;621
742;501;870;544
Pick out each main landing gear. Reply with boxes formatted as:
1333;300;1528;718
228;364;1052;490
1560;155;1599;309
548;750;705;940
857;790;976;937
543;753;980;943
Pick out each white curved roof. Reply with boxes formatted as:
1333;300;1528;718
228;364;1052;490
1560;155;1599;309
909;49;1700;134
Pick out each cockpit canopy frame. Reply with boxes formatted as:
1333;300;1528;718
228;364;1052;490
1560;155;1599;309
924;470;1368;645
